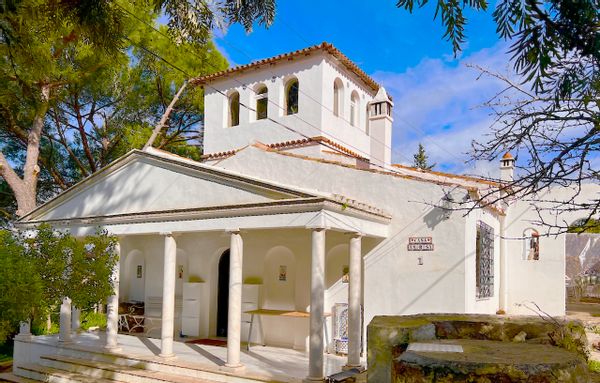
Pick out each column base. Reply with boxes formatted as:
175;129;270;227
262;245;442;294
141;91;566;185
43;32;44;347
14;334;33;341
303;377;324;382
104;345;122;353
158;352;176;359
220;364;245;373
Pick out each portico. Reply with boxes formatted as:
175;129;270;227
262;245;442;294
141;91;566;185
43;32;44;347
17;148;390;381
101;215;385;380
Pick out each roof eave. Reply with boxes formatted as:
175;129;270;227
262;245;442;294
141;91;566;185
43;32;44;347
16;197;391;229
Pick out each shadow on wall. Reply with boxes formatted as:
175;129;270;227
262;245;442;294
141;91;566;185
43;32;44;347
423;206;447;229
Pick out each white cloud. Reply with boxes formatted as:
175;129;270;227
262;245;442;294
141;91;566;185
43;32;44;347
373;42;517;177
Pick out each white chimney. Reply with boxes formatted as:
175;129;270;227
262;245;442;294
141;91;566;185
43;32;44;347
500;152;515;182
368;87;393;169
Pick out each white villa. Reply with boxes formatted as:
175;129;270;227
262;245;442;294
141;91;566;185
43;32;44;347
8;42;595;383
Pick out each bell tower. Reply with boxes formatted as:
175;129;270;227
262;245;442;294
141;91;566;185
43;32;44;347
368;87;393;169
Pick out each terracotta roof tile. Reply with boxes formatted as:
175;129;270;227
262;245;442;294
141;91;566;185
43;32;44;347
391;163;500;187
200;149;240;160
266;136;366;160
190;42;380;93
202;136;366;161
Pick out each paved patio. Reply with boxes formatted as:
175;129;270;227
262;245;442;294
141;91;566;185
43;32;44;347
23;331;349;382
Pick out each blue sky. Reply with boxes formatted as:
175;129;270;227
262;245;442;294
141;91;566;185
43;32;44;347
214;1;516;177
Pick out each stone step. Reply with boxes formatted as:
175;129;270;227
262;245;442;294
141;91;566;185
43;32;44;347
40;355;220;383
14;363;125;383
39;346;285;383
0;372;39;383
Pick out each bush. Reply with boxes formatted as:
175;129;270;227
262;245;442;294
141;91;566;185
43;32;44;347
0;225;118;344
0;230;43;344
81;311;107;330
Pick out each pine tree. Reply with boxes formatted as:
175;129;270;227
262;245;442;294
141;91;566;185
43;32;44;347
413;143;435;170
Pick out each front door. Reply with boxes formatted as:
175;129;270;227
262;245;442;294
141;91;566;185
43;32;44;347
216;250;230;337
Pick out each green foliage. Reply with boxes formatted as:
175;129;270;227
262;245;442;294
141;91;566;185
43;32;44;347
0;230;43;344
568;219;600;234
0;180;15;226
396;0;488;54
0;341;13;363
0;225;117;344
80;311;107;330
20;224;119;310
395;0;600;99
413;143;435;170
1;0;275;51
31;315;58;336
589;359;600;373
0;0;229;219
153;0;275;45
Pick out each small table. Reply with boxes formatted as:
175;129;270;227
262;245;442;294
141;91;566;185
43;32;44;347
245;309;330;351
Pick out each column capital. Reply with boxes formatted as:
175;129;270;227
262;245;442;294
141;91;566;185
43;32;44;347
305;211;329;231
159;231;173;237
226;228;241;234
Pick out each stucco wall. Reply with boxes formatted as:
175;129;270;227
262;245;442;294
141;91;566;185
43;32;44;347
33;157;283;221
203;54;326;154
320;59;373;158
215;147;485;332
202;52;375;160
505;183;600;316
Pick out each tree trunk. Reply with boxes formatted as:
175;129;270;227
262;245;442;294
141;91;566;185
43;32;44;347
0;84;50;217
143;81;187;151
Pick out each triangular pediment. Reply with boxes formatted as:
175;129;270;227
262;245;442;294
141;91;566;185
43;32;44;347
23;150;315;222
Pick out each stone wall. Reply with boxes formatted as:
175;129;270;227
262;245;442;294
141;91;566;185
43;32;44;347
367;314;588;383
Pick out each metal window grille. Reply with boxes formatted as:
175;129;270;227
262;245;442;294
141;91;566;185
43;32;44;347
476;221;494;298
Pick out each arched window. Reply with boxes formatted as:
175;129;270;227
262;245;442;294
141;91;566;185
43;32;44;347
333;78;344;117
350;91;359;127
228;91;240;127
523;228;540;260
255;85;268;120
285;78;299;115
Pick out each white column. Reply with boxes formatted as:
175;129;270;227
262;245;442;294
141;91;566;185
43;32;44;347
226;229;244;370
160;233;177;358
105;241;121;350
308;228;326;381
346;233;362;368
58;297;72;344
72;307;81;332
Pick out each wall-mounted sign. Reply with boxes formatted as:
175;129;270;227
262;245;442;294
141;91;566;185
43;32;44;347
408;237;434;251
